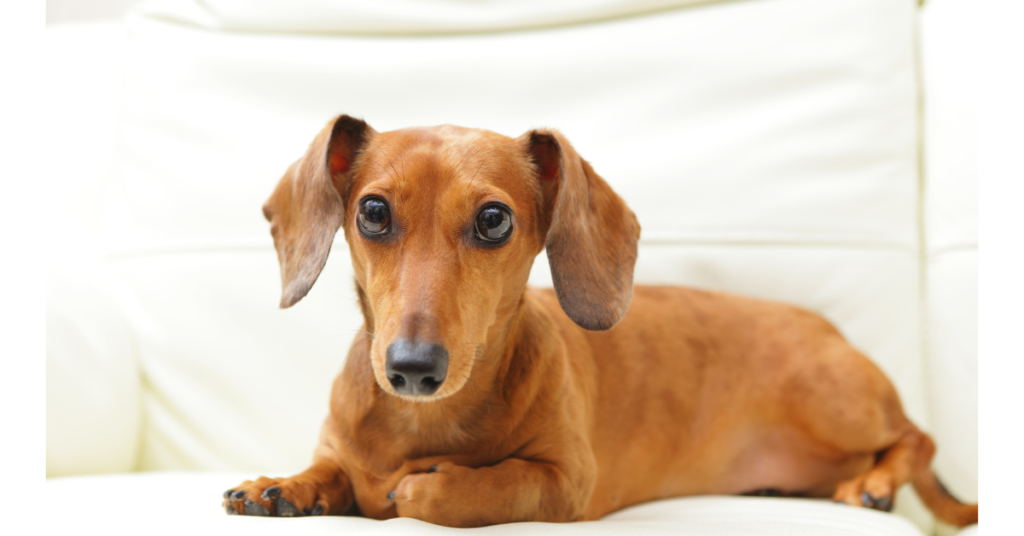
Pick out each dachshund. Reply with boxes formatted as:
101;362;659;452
222;115;978;528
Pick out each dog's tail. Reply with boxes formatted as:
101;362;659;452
912;468;978;527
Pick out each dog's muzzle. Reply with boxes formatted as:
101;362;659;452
385;339;449;396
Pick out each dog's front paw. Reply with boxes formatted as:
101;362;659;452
392;462;474;526
222;476;330;517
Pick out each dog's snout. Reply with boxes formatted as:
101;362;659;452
384;339;449;396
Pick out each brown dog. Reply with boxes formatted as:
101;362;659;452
223;116;978;528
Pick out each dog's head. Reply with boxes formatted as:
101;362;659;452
263;115;639;401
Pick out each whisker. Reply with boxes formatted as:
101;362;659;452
377;146;405;190
401;151;408;187
377;161;397;182
467;158;485;190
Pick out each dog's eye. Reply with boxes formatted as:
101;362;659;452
358;197;391;236
475;205;512;243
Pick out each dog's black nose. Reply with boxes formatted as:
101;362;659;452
385;339;448;396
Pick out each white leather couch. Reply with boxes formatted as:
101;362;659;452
45;0;978;534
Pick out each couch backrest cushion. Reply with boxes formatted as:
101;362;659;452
138;0;716;34
920;0;979;510
106;0;931;529
46;22;142;478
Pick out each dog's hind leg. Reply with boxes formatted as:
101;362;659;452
780;341;975;525
808;364;979;527
832;425;933;512
831;424;978;527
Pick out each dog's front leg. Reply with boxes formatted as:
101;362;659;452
393;458;593;527
222;457;354;517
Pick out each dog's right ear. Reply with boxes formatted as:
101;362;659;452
263;115;374;308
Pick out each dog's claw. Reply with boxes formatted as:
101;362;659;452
262;486;281;500
275;497;301;517
861;491;894;511
224;478;332;518
861;492;893;512
244;499;269;516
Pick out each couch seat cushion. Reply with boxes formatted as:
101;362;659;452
46;471;927;535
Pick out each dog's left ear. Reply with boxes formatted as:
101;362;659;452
521;129;641;331
263;115;375;308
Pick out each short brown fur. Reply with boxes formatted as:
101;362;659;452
227;116;978;528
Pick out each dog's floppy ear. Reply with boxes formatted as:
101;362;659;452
263;115;374;308
522;129;640;331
